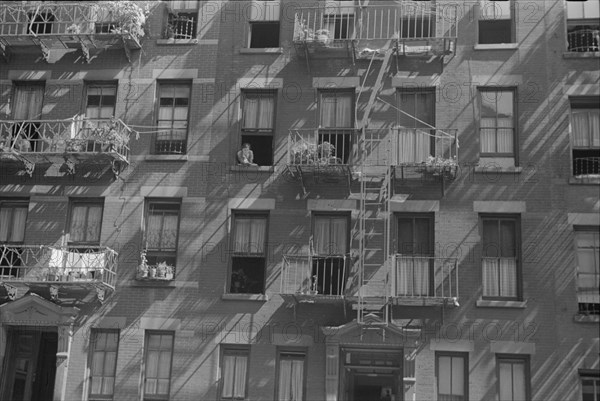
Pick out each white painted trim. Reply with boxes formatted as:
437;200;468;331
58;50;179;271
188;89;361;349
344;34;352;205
568;213;600;226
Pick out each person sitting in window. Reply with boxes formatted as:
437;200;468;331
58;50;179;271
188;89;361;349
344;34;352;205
237;143;258;166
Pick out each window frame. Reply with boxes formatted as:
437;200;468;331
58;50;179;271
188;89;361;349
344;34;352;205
318;89;355;129
229;211;269;294
496;354;530;401
435;351;469;401
142;330;175;401
478;87;518;161
573;226;600;315
165;11;198;40
480;214;522;301
395;213;435;256
67;198;105;246
0;198;29;244
142;199;182;272
565;0;600;53
274;347;307;401
311;212;351;257
84;82;118;119
240;90;277;166
569;97;600;177
248;21;281;48
580;368;600;401
88;329;120;401
477;0;515;45
219;345;250;400
154;81;192;155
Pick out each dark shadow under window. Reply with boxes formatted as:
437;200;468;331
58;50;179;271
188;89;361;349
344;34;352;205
250;22;280;48
479;20;512;44
241;135;273;166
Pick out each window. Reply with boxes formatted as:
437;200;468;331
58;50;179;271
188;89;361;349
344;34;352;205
436;352;468;401
27;10;54;34
574;227;600;315
570;97;600;177
478;0;513;44
249;22;280;47
68;200;104;246
312;214;349;295
220;346;249;400
165;12;197;39
397;88;436;164
396;214;434;296
143;331;174;400
479;88;516;158
11;83;44;152
230;213;268;294
497;355;529;401
581;369;600;401
86;84;117;119
319;90;354;164
481;215;520;300
241;91;276;166
276;350;306;401
566;0;600;52
144;200;181;276
0;199;28;278
89;329;119;400
156;83;190;154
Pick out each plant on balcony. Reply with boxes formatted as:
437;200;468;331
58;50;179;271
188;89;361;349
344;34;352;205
421;155;458;178
104;1;149;40
291;141;342;166
91;119;129;150
137;251;174;280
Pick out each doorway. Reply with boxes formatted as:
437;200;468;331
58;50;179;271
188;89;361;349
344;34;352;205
1;328;57;401
342;348;403;401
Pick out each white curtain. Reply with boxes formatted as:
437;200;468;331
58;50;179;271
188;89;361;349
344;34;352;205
147;210;179;251
234;217;266;254
499;362;526;401
243;94;274;129
222;355;248;398
572;110;600;148
314;217;347;255
278;359;304;401
70;205;88;242
480;117;496;153
483;258;516;297
13;85;44;120
0;206;27;242
396;258;429;296
320;93;352;128
398;128;429;163
70;204;102;243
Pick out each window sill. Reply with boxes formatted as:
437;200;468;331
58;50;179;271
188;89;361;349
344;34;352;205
156;38;198;45
563;52;599;59
476;299;527;309
569;176;600;185
222;293;268;301
474;166;522;174
573;314;600;323
144;155;189;161
239;48;283;54
230;165;274;173
474;43;518;50
132;278;177;288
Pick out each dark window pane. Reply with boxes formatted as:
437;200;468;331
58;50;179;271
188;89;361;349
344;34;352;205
479;20;512;44
250;22;280;48
500;220;516;257
483;220;499;257
398;218;414;254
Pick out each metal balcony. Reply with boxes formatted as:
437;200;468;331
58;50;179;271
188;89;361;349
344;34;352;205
0;244;118;303
567;28;600;53
281;254;350;301
391;255;459;306
0;116;134;177
0;2;143;62
293;1;458;59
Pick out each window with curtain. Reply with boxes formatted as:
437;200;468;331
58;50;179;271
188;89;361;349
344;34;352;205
241;91;275;166
277;352;305;401
69;200;104;245
12;84;45;152
143;331;174;400
156;83;190;154
220;347;249;400
89;329;119;400
230;213;268;294
580;370;600;401
481;215;520;300
570;98;600;176
478;0;513;44
479;88;515;157
145;201;181;272
397;89;436;164
497;355;529;401
0;200;28;278
396;214;434;297
312;214;348;295
574;228;600;315
436;352;468;401
566;0;600;52
319;90;354;163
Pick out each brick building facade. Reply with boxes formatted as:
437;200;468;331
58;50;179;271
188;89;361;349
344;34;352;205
0;1;598;400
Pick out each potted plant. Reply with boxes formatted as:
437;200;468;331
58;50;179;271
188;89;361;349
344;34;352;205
103;1;149;41
421;156;458;178
137;251;149;278
315;29;331;45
